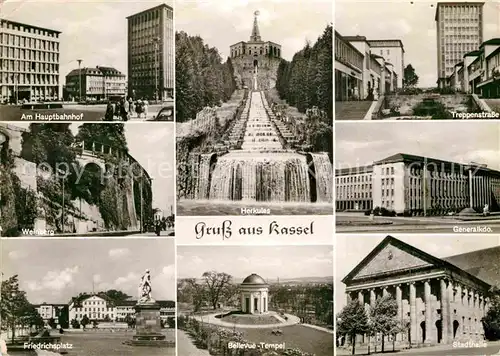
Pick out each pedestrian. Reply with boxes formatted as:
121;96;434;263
123;98;130;121
104;102;114;121
114;101;120;120
129;98;135;117
121;98;129;121
143;98;149;118
136;100;143;118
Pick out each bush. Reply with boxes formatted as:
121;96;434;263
364;210;372;216
373;206;396;217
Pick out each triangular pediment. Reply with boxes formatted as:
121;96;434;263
346;237;436;282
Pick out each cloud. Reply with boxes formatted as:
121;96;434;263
93;274;102;283
191;256;204;265
8;250;28;260
26;266;80;292
114;272;139;286
108;248;130;259
161;265;175;279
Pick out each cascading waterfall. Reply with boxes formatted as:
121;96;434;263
209;153;310;202
197;154;214;199
189;91;332;203
309;152;333;203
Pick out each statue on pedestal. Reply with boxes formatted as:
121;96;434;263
138;269;153;303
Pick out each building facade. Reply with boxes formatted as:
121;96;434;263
65;66;126;100
230;12;282;91
240;273;269;315
33;303;67;325
0;19;60;103
436;1;484;88
68;295;175;327
342;236;497;347
335;33;400;101
127;4;174;101
456;38;500;97
336;153;500;214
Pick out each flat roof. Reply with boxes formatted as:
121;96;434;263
435;2;484;21
127;3;173;19
0;18;61;34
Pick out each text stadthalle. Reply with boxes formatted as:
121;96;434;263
227;342;285;350
452;225;492;233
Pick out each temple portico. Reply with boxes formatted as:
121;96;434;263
342;236;495;348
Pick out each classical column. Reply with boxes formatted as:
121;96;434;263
358;290;364;305
447;280;454;341
424;280;432;344
409;282;417;344
370;289;376;308
382;287;389;297
468;169;473;208
396;284;403;341
440;278;449;344
346;292;352;305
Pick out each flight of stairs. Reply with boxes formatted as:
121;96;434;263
483;99;500;112
224;93;251;149
335;101;374;120
261;93;298;148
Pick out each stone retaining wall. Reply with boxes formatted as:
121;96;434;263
384;94;469;115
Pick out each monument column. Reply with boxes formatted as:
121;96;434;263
409;282;417;345
424;280;432;344
440;278;449;344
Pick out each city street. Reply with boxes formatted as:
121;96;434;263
336;213;500;233
337;342;500;355
0;103;169;121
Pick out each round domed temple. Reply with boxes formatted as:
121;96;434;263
239;273;269;315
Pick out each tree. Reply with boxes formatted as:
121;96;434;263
483;286;500;340
179;278;207;312
0;275;39;343
70;318;80;329
202;271;233;310
58;305;69;329
167;317;175;328
370;295;400;353
80;315;90;329
125;313;136;328
403;64;419;88
337;300;369;355
47;317;57;329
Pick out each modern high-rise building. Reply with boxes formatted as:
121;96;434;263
127;4;174;101
0;19;61;103
435;1;484;88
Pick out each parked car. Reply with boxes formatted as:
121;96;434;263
148;106;173;121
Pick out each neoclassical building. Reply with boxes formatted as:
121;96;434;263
342;236;499;347
240;273;269;315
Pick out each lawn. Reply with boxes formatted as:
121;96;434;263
241;325;333;356
36;331;176;356
218;312;282;325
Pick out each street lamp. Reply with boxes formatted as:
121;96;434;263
77;59;83;101
57;168;66;233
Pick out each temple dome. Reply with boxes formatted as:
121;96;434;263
242;273;267;285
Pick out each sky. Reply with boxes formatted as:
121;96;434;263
14;122;175;213
1;238;176;304
336;121;500;171
335;0;500;87
1;0;173;81
175;0;332;61
335;234;500;311
177;245;333;280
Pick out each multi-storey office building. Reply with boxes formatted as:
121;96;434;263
335;153;500;215
450;38;500;97
342;235;498;348
33;303;68;325
436;1;484;88
335;32;400;101
0;19;60;103
65;66;126;100
127;4;174;101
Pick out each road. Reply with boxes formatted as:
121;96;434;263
177;330;210;356
336;214;500;233
337;342;500;355
0;104;167;121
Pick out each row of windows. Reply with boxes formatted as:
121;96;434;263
335;36;363;70
337;192;372;199
381;189;395;197
0;33;59;50
0;21;59;38
129;7;173;26
338;184;372;192
1;46;59;63
0;73;58;85
336;174;372;184
1;59;59;73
